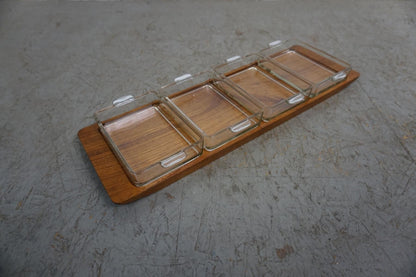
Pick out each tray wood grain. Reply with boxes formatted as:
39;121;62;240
78;70;359;204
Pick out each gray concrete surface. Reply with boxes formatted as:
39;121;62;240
1;0;415;276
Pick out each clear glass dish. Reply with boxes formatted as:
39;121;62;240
214;54;308;121
259;39;352;97
159;72;262;150
95;92;203;186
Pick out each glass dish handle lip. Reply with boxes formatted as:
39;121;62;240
112;95;134;107
160;151;187;168
332;72;347;81
230;119;252;133
268;40;282;47
226;55;241;63
174;74;192;83
287;94;305;105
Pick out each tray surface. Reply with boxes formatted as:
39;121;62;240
78;70;359;204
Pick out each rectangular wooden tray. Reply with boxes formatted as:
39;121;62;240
78;70;359;204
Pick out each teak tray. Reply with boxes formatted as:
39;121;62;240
78;70;359;204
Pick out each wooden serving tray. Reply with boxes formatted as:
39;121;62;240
78;70;359;204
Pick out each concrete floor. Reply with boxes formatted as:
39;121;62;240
1;0;415;276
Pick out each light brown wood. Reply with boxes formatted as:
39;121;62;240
78;70;359;204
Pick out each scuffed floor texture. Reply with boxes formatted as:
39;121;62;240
1;0;415;276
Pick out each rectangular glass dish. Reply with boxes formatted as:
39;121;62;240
80;38;357;203
159;72;262;150
259;39;352;97
214;54;308;121
95;93;203;186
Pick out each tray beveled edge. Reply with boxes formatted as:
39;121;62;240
78;70;359;204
